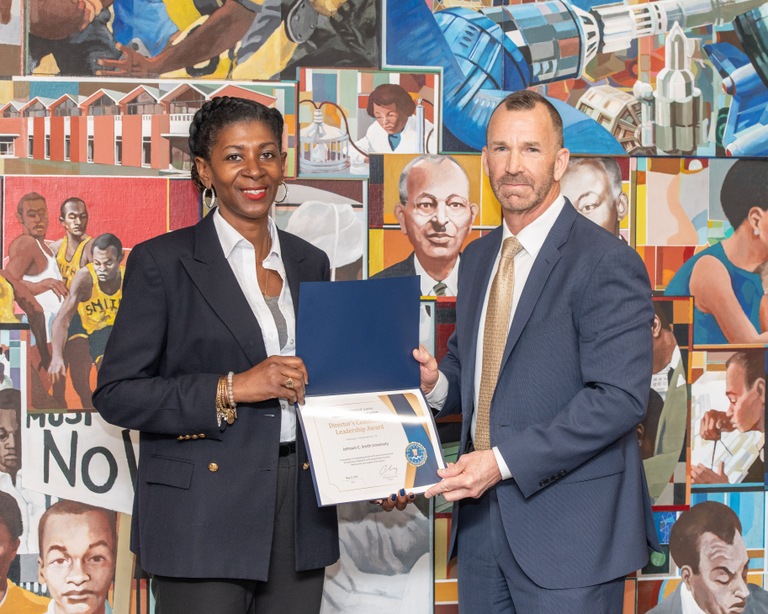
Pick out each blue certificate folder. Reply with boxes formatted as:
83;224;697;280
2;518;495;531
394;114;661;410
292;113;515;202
297;276;421;395
296;276;444;505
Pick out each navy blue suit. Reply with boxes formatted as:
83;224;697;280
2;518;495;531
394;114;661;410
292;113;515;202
93;212;339;581
438;202;658;592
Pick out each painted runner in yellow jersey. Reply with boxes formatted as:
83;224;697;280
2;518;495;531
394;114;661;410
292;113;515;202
0;276;20;324
77;263;124;336
56;235;92;289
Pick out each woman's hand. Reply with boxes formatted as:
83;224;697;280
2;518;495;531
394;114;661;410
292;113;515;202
231;356;309;405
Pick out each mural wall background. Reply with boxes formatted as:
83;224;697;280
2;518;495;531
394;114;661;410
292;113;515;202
0;0;766;612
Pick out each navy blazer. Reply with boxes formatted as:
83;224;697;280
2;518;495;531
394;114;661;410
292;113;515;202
93;212;339;580
438;202;659;589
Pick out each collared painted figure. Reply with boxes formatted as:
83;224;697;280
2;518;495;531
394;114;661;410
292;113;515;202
648;501;768;613
373;154;478;298
414;90;659;613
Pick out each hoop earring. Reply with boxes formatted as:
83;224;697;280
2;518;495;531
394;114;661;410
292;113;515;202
275;182;288;204
202;187;216;209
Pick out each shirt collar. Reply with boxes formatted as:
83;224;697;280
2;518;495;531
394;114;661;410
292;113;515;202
680;581;707;614
501;194;565;258
213;208;280;261
413;254;460;296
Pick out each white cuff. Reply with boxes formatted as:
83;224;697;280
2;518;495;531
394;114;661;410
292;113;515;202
493;446;513;480
425;372;448;411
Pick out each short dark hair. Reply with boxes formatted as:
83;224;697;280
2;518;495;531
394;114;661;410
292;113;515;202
669;501;742;573
91;233;123;259
0;490;22;541
653;300;674;330
367;84;416;118
726;350;765;390
0;389;21;412
189;96;284;192
17;192;46;217
38;500;117;555
491;90;564;149
720;160;768;229
59;197;86;218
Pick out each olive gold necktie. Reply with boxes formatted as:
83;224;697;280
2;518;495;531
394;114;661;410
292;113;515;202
474;237;522;450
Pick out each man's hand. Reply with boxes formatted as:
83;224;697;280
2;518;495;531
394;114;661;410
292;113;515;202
699;410;734;441
413;345;438;395
31;278;68;301
97;44;158;77
48;357;67;383
424;450;502;501
691;462;728;484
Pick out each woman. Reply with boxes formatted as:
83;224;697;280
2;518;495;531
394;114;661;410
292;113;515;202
665;159;768;344
93;96;338;614
353;84;436;160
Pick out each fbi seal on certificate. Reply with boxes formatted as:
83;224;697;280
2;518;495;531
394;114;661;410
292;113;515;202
405;442;428;467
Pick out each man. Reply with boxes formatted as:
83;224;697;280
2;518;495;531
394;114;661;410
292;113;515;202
0;390;19;484
37;500;116;614
49;198;94;409
48;234;124;409
6;193;67;409
50;197;92;289
0;390;46;576
692;351;764;484
639;300;688;504
0;491;49;613
560;157;628;236
414;90;658;611
373;154;478;297
648;501;768;613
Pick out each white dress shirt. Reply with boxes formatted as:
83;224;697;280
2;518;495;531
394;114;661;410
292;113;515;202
428;195;566;479
213;209;297;443
414;255;460;297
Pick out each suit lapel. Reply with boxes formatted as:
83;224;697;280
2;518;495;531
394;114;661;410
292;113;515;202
181;212;268;366
463;228;503;405
279;230;307;318
499;202;576;369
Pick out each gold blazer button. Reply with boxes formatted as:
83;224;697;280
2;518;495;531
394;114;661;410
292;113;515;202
302;462;310;471
208;463;219;472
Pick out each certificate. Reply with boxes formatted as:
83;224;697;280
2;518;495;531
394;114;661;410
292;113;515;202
297;388;445;506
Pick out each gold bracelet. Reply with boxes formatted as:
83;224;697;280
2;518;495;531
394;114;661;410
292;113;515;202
216;374;237;426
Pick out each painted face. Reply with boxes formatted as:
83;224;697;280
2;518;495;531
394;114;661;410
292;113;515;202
372;102;408;135
0;408;19;475
0;518;19;581
60;201;89;239
686;531;750;614
560;162;624;234
195;120;286;235
19;198;49;240
91;246;122;284
725;361;764;433
395;159;477;268
39;511;115;614
482;104;568;221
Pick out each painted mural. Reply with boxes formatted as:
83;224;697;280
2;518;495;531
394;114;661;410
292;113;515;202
0;0;765;612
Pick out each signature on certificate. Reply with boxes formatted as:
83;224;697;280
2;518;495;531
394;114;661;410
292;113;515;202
379;464;398;477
